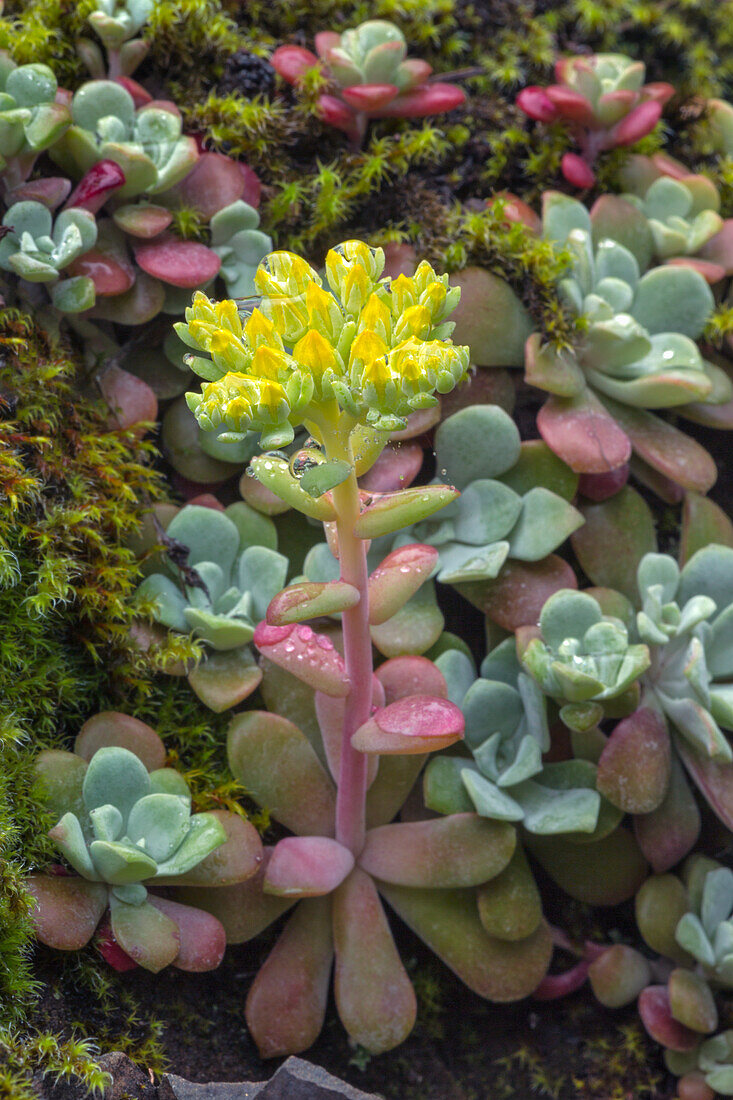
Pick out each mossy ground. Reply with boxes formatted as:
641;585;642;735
1;0;733;1096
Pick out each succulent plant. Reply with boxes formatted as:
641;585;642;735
0;57;70;186
174;655;552;1058
520;588;650;724
26;711;263;973
517;52;673;188
78;0;154;81
0;200;97;311
676;866;733;986
424;640;616;839
527;192;725;497
271;19;465;143
173;240;557;1056
50;81;199;199
134;502;287;711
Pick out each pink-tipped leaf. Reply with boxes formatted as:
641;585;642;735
352;694;464;754
254;622;350;698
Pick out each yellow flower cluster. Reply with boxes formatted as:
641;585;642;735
177;239;469;448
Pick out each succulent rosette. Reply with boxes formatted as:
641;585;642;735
27;712;263;973
517;52;673;188
0;199;98;311
271;19;465;142
0;57;70;182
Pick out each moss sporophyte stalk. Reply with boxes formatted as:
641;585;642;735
180;240;469;855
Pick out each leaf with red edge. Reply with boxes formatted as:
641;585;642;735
561;153;596;190
26;875;107;950
98;365;157;430
359;814;515;888
113;203;173;239
368;544;438;625
68;250;134;297
155;810;262;887
677;744;733;832
638;986;700;1052
455;555;578;631
75;711;165;769
537;390;632;474
352;695;464;755
597;709;671;813
587;945;651;1008
699;220;733;275
634;752;701;873
680;491;733;565
610;100;662;146
571;486;656;600
578;464;630;501
375;82;465;119
374;654;447;704
590;194;653;270
6;177;71;209
545;86;595;123
109;898;180;973
264;836;354;898
379;882;553;1001
666;256;726;284
95;917;137;971
524;334;585;397
254;622;350;698
227;710;336;837
65;159;126;214
602;398;717;495
89;271;165;325
267;580;360;625
147;895;226;972
134;237;221;289
187;645;263;714
114;75;152;107
174;848;295;944
160;152;251;220
643;82;675;106
516;86;558;122
317;94;359;137
333;868;416;1053
270;44;319;84
246;897;333;1059
314;31;340;59
359;441;423;493
341;84;399;111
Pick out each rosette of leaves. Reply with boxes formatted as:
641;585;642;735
517;53;673;188
173;652;553;1058
78;0;154;81
271;19;465;143
622;861;733;1096
400;404;583;585
50;81;199;199
0;57;70;184
134;502;287;712
520;588;650;728
26;711;263;973
425;640;618;839
528;192;725;497
0;200;97;312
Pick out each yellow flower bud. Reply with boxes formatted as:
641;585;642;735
250;345;289;382
348;329;389;375
306;282;344;343
342;263;372;315
360;354;394;399
255;251;319;298
389;273;417;316
293;329;340;384
258;294;309;344
256;379;289;421
413;260;442;295
418;280;447;321
187;291;217;324
245;308;283;351
358;292;391;342
209;328;250;372
393;303;432;342
215;298;243;337
187;319;217;351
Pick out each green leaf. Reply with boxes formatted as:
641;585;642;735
300;459;352;498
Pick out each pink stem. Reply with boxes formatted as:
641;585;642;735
331;463;372;855
108;50;122;79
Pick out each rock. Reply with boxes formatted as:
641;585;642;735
259;1058;384;1099
158;1059;384;1100
158;1075;263;1099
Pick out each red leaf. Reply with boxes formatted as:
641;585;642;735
271;44;318;84
517;86;558;122
65;159;126;214
611;100;663;146
341;83;399;111
537;391;631;474
561;153;596;189
638;986;699;1052
68;249;135;296
545;85;595;123
375;82;465;118
134;237;221;288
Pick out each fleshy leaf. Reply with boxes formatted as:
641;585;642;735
264;836;354;897
352;694;464;754
254;622;350;698
109;896;180;973
26;875;107;950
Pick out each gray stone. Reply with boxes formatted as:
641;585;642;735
158;1075;265;1100
259;1058;384;1100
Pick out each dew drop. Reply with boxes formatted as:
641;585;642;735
289;448;324;479
662;349;674;360
245;465;256;477
284;641;296;653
